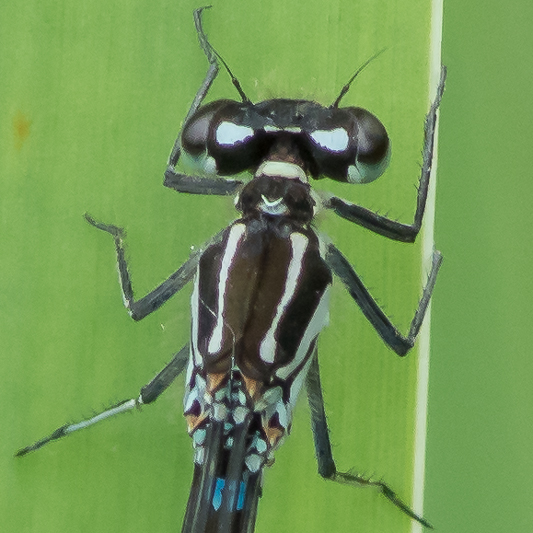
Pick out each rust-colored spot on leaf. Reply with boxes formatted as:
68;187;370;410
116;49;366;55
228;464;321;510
13;111;31;150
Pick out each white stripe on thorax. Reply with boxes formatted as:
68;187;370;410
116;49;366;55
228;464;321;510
191;272;202;367
207;224;246;354
287;354;314;417
276;284;330;382
259;232;308;364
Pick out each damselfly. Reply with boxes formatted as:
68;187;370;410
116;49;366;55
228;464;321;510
17;7;445;532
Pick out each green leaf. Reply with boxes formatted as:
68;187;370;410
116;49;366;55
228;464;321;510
1;1;441;531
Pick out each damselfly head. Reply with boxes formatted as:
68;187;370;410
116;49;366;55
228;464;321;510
181;97;390;185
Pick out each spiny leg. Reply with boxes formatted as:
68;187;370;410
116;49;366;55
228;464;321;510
16;346;189;457
85;214;225;321
168;6;220;168
326;244;442;356
165;6;244;196
324;65;446;243
305;351;433;528
163;169;243;196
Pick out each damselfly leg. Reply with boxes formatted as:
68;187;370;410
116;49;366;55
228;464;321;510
326;244;442;356
16;346;189;457
306;352;433;528
165;6;243;197
325;66;446;243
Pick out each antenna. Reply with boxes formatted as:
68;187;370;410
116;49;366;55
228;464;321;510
331;48;387;108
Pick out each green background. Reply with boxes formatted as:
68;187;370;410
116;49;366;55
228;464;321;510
1;0;530;532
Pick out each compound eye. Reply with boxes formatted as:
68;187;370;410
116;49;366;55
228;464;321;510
182;100;236;156
345;107;390;184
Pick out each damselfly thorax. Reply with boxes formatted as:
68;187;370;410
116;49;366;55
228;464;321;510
185;181;332;459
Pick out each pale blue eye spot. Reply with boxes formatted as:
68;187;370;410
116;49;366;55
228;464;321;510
347;144;391;184
180;150;218;176
216;122;254;146
310;128;349;152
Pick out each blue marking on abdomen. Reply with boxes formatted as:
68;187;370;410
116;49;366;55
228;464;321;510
213;478;225;510
237;479;246;510
212;478;247;511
